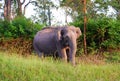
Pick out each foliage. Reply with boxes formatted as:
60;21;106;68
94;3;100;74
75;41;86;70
0;16;44;39
60;0;96;21
71;17;120;50
0;52;120;81
60;0;120;21
31;0;56;25
95;0;120;19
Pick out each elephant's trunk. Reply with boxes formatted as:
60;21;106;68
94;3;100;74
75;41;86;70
69;36;77;65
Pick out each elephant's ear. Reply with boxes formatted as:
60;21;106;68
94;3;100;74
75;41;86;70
60;29;65;36
57;30;61;41
57;29;69;48
76;27;82;38
58;29;65;40
60;29;69;47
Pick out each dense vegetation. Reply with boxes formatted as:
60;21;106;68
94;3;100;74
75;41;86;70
1;17;120;50
0;16;120;50
0;52;120;81
71;17;120;50
0;16;43;39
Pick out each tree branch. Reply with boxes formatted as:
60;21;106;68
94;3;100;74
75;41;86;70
23;0;37;15
21;0;26;5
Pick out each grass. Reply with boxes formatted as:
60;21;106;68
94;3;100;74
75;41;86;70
0;52;120;81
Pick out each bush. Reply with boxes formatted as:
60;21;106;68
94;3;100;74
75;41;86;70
0;16;44;39
0;16;45;54
0;20;12;38
71;17;120;50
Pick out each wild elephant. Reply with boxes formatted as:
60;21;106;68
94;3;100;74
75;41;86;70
33;26;82;65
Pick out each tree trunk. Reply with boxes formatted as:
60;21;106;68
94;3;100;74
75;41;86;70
48;6;51;26
4;1;7;19
8;0;11;20
17;0;22;16
4;0;11;21
83;0;87;54
17;0;25;16
43;0;47;25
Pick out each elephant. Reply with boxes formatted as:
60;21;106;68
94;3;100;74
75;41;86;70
33;26;82;65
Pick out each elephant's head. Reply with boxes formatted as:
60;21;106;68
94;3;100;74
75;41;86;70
59;26;82;47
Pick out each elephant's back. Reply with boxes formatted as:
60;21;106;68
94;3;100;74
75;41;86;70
34;29;56;40
33;29;57;54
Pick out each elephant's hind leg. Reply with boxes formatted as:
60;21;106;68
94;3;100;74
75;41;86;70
34;45;43;57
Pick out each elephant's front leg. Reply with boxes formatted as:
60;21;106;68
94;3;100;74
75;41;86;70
61;48;67;62
69;50;76;65
57;47;67;63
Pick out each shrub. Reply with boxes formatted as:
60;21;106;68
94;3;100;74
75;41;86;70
0;19;13;38
0;16;44;54
12;16;44;39
0;16;44;39
71;17;120;50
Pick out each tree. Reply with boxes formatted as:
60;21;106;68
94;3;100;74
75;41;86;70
60;0;84;21
108;0;120;19
11;0;36;17
16;0;25;16
14;0;37;16
31;0;55;26
4;0;11;21
60;0;97;21
95;0;120;19
23;0;37;15
0;2;2;8
83;0;87;54
1;0;26;20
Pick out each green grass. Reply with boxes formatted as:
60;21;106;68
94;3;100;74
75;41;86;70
0;52;120;81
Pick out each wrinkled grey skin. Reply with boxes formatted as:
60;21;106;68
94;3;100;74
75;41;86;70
33;26;82;65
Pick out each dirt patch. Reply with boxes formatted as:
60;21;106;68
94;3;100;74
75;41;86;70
77;54;105;65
